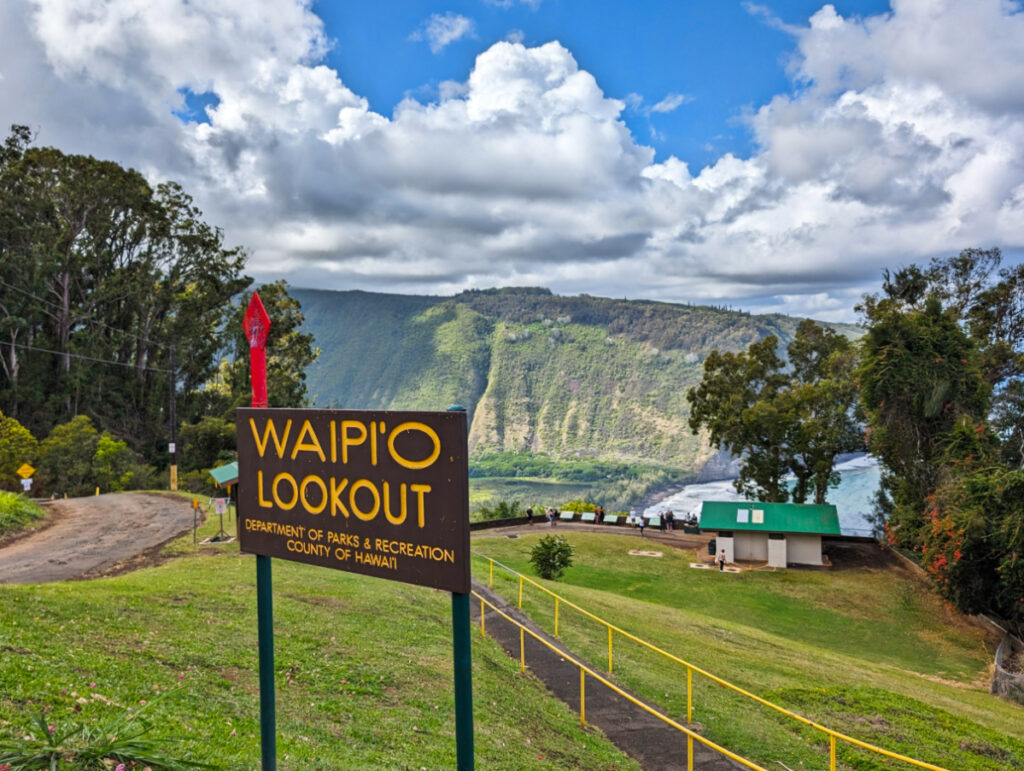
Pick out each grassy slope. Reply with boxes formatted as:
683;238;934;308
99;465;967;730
0;493;45;538
472;532;1023;771
0;509;638;771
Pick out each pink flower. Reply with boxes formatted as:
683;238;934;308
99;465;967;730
139;699;147;706
89;682;96;688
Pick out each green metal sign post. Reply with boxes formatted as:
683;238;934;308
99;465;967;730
447;405;474;770
256;554;276;771
245;292;277;771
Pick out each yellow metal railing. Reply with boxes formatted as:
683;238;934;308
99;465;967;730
473;551;950;771
472;591;768;771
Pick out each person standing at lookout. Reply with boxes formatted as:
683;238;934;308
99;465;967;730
526;506;534;525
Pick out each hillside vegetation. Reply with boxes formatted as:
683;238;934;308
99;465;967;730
0;513;637;770
296;288;859;484
473;531;1023;770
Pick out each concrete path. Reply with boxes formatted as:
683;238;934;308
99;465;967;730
470;581;748;771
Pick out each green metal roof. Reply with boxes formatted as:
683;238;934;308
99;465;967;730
699;500;840;535
208;461;239;487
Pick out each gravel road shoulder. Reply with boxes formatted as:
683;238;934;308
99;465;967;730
0;493;198;584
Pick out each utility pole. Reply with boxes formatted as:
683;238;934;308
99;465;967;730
169;344;177;491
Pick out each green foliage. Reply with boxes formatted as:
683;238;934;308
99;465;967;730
93;434;139;493
474;499;522;520
0;411;37;491
295;286;860;476
26;416;153;496
920;466;1024;622
529;534;575;580
858;248;1024;623
469;453;678;512
0;125;249;462
36;415;100;497
688;321;862;503
471;452;656;482
177;416;235;473
0;702;209;770
0;491;44;536
560;499;595;513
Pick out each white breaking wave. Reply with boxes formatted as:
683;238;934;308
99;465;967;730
643;455;880;536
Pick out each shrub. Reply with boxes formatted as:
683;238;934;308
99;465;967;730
0;702;208;770
530;535;575;580
0;491;44;537
561;499;595;513
475;499;522;520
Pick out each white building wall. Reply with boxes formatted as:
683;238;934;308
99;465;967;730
787;534;823;565
716;535;734;564
767;537;787;568
734;532;768;561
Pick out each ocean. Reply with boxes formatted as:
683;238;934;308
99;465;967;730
643;455;881;537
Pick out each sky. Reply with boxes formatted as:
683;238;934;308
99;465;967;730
1;0;1023;322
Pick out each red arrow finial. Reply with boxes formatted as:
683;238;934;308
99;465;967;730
243;291;271;408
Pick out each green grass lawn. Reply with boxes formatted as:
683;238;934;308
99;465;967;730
0;503;639;770
471;531;1024;771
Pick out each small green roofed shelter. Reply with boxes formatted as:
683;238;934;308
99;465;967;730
208;461;239;489
699;501;840;568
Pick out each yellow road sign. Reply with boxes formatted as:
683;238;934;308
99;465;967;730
16;463;35;479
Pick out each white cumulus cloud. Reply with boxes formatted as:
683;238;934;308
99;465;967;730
411;12;475;54
0;0;1021;322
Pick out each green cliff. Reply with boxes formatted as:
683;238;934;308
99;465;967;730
294;287;859;486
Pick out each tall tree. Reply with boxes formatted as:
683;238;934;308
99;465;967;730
858;248;1024;625
857;248;1020;545
688;335;792;501
687;322;861;503
0;125;250;457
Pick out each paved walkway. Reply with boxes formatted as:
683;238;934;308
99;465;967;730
470;580;747;771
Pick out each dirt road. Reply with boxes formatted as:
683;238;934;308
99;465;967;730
0;493;197;583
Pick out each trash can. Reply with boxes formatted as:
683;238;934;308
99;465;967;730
708;538;716;555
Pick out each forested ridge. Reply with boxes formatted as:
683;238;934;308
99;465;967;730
0;126;316;495
295;286;860;474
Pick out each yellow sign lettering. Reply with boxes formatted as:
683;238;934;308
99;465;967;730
250;418;293;458
350;478;380;521
340;420;367;463
272;472;299;510
291;420;326;461
383;481;407;525
410;483;431;527
330;477;349;518
257;470;272;508
300;475;327;515
387;422;441;470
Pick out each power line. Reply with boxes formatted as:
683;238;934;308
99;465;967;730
0;340;172;374
0;278;164;348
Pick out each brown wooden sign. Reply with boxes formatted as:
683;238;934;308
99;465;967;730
236;408;470;593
